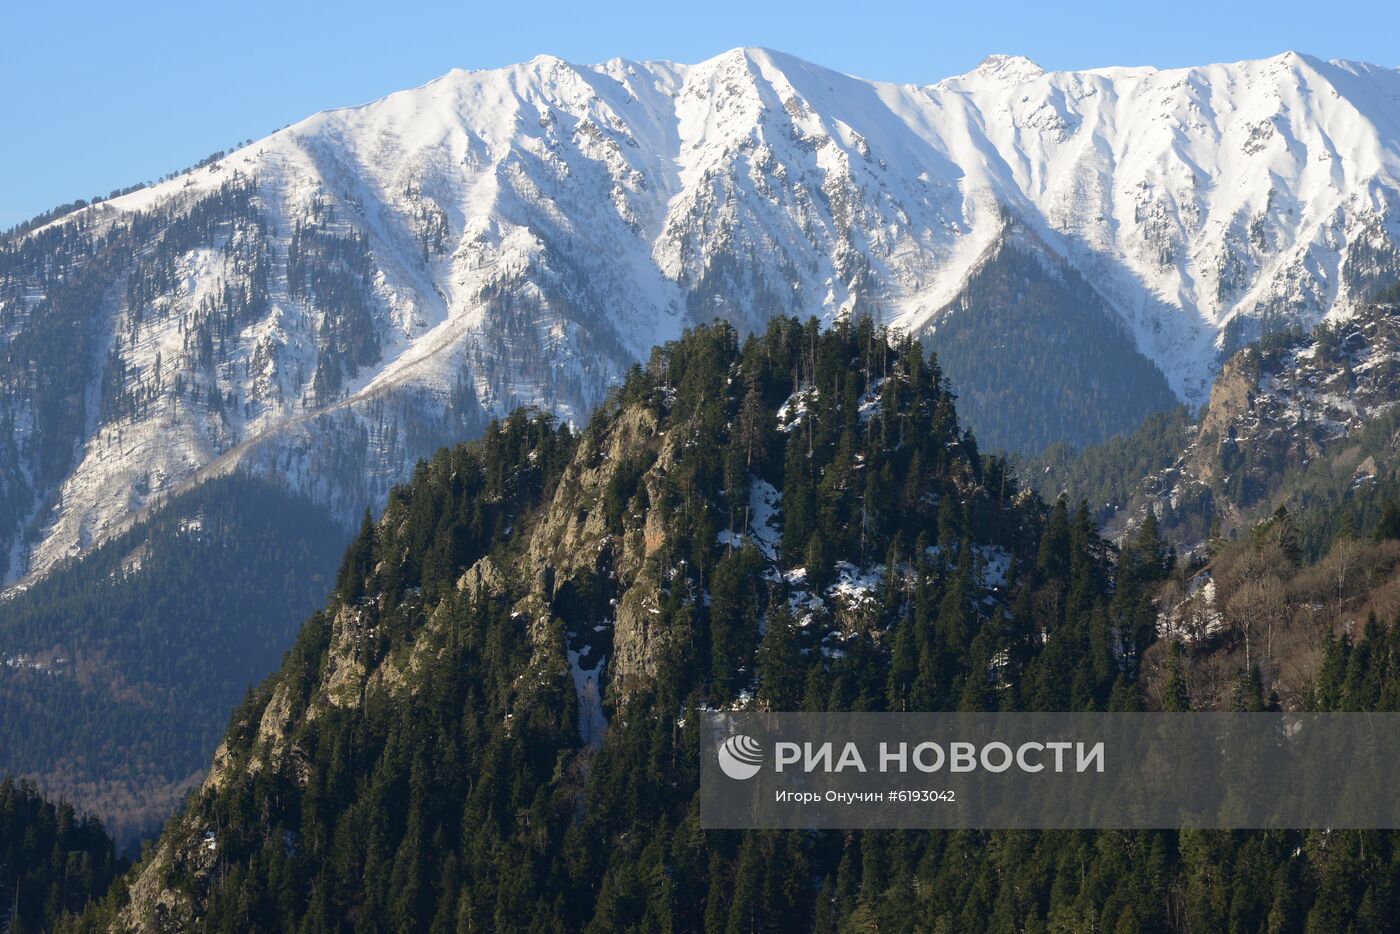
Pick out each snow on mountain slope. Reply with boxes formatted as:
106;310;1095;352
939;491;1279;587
4;48;1400;584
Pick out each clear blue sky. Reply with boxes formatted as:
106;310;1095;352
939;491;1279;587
3;0;1396;228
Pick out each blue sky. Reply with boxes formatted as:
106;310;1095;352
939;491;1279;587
3;0;1396;228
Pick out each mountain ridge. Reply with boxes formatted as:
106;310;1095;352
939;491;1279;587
5;47;1400;584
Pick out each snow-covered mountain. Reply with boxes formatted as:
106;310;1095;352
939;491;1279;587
4;47;1400;584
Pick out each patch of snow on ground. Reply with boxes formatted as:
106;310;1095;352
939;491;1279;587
857;378;887;423
748;478;781;559
567;647;608;748
776;387;816;432
715;477;782;560
1157;571;1223;643
716;530;745;550
830;562;884;607
976;545;1011;590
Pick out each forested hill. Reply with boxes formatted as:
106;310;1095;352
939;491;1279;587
74;318;1394;932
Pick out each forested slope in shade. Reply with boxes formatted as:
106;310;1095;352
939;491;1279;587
924;236;1181;455
0;473;347;844
1026;405;1197;526
67;316;1400;933
0;779;124;932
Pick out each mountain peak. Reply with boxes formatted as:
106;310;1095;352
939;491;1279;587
696;46;798;73
966;53;1045;84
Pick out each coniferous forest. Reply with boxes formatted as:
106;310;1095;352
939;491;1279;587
13;317;1387;932
0;779;123;932
924;239;1181;455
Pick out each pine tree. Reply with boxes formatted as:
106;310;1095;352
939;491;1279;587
1163;643;1192;712
757;603;803;709
708;546;765;700
338;508;376;604
1373;498;1400;542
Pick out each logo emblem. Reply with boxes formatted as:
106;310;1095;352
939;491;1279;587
717;734;764;780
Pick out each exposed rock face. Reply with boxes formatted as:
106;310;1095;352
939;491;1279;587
1195;356;1259;479
525;406;663;587
1115;300;1400;548
322;606;371;709
611;578;672;696
113;400;684;928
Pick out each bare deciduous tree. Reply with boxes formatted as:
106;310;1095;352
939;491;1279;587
1318;536;1365;607
1225;575;1286;671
